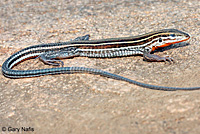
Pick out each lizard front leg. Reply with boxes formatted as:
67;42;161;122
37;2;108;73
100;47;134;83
143;49;174;63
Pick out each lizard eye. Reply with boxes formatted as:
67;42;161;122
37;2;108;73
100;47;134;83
170;34;175;37
159;38;162;42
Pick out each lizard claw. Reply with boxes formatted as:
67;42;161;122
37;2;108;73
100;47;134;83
163;56;174;64
44;59;64;67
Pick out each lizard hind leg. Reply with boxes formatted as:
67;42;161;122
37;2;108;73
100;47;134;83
37;34;90;67
38;47;79;67
38;53;64;67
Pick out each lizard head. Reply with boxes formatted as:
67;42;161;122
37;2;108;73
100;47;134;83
151;29;190;51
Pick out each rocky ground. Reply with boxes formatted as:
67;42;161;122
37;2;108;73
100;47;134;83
0;0;200;133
